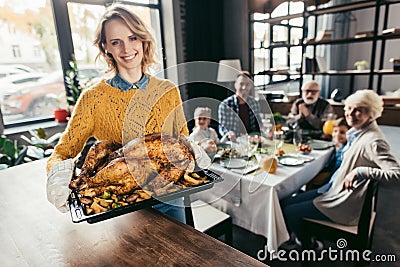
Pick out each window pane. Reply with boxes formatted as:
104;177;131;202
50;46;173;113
289;17;303;27
289;2;304;14
0;0;63;124
253;22;267;48
271;2;289;17
290;27;303;45
290;47;302;71
254;48;269;73
272;48;288;68
253;13;269;21
272;26;288;43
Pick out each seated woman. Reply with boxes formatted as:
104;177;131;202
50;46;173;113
281;89;400;247
306;117;350;190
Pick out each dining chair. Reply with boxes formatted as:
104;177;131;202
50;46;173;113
185;197;232;245
302;180;379;265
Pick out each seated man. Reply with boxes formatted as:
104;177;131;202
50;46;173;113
288;80;333;131
218;71;261;142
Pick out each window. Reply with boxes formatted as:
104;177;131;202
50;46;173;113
1;0;165;128
0;0;62;125
33;45;41;57
12;45;22;58
251;2;304;88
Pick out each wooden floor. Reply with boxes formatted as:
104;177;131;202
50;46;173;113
221;225;396;267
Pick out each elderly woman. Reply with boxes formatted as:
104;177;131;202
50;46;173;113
281;89;400;246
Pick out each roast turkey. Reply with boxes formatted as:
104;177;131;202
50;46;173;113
70;133;195;198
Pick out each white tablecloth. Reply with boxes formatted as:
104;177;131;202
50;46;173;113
192;147;334;253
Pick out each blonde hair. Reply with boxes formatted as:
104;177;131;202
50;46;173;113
344;89;383;120
93;4;157;73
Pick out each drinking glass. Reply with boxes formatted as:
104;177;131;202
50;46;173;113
248;135;259;157
292;129;302;153
273;130;284;153
323;113;337;135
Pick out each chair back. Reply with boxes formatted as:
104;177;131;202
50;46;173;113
357;180;379;249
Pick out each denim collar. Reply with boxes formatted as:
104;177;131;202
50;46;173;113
346;126;364;145
106;73;149;92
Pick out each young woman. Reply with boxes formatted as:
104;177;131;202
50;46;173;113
46;4;188;222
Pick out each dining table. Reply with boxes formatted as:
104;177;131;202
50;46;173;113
192;140;334;254
0;158;267;266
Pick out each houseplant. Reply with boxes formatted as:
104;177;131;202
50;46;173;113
64;60;83;107
354;60;368;70
0;136;27;169
53;93;69;123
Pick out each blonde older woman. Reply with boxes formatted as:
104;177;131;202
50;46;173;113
281;89;400;246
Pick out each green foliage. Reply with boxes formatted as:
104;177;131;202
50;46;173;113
354;60;368;67
0;136;28;170
64;60;82;106
270;113;286;124
20;128;61;150
0;128;61;170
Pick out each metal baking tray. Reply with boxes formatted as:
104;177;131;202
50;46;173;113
68;170;223;224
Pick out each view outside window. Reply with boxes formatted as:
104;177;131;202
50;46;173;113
0;0;63;124
1;0;163;126
252;2;304;87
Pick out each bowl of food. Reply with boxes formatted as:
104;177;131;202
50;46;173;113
297;144;312;155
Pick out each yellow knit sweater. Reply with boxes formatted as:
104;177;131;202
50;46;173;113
46;75;189;173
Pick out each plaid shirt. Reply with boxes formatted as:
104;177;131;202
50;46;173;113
218;94;261;136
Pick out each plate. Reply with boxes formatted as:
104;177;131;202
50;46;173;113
287;153;314;163
220;158;247;169
278;155;305;166
308;140;334;150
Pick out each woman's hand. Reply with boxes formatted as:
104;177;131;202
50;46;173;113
342;169;358;191
47;159;75;213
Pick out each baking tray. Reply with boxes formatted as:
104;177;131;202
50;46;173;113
68;170;223;224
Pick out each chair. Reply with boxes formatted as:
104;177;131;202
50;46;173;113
184;197;232;245
302;180;379;264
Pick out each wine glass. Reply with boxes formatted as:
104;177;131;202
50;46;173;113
293;129;302;153
273;130;284;154
248;135;259;157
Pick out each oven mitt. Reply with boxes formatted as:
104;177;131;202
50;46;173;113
46;158;75;213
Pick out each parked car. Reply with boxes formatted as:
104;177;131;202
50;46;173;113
2;66;103;118
0;64;38;78
0;73;45;101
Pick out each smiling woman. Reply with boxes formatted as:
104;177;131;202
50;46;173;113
0;0;164;127
46;4;189;224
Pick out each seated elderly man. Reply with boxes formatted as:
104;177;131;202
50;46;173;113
288;80;333;131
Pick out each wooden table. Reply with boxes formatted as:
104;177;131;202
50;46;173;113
0;159;266;266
